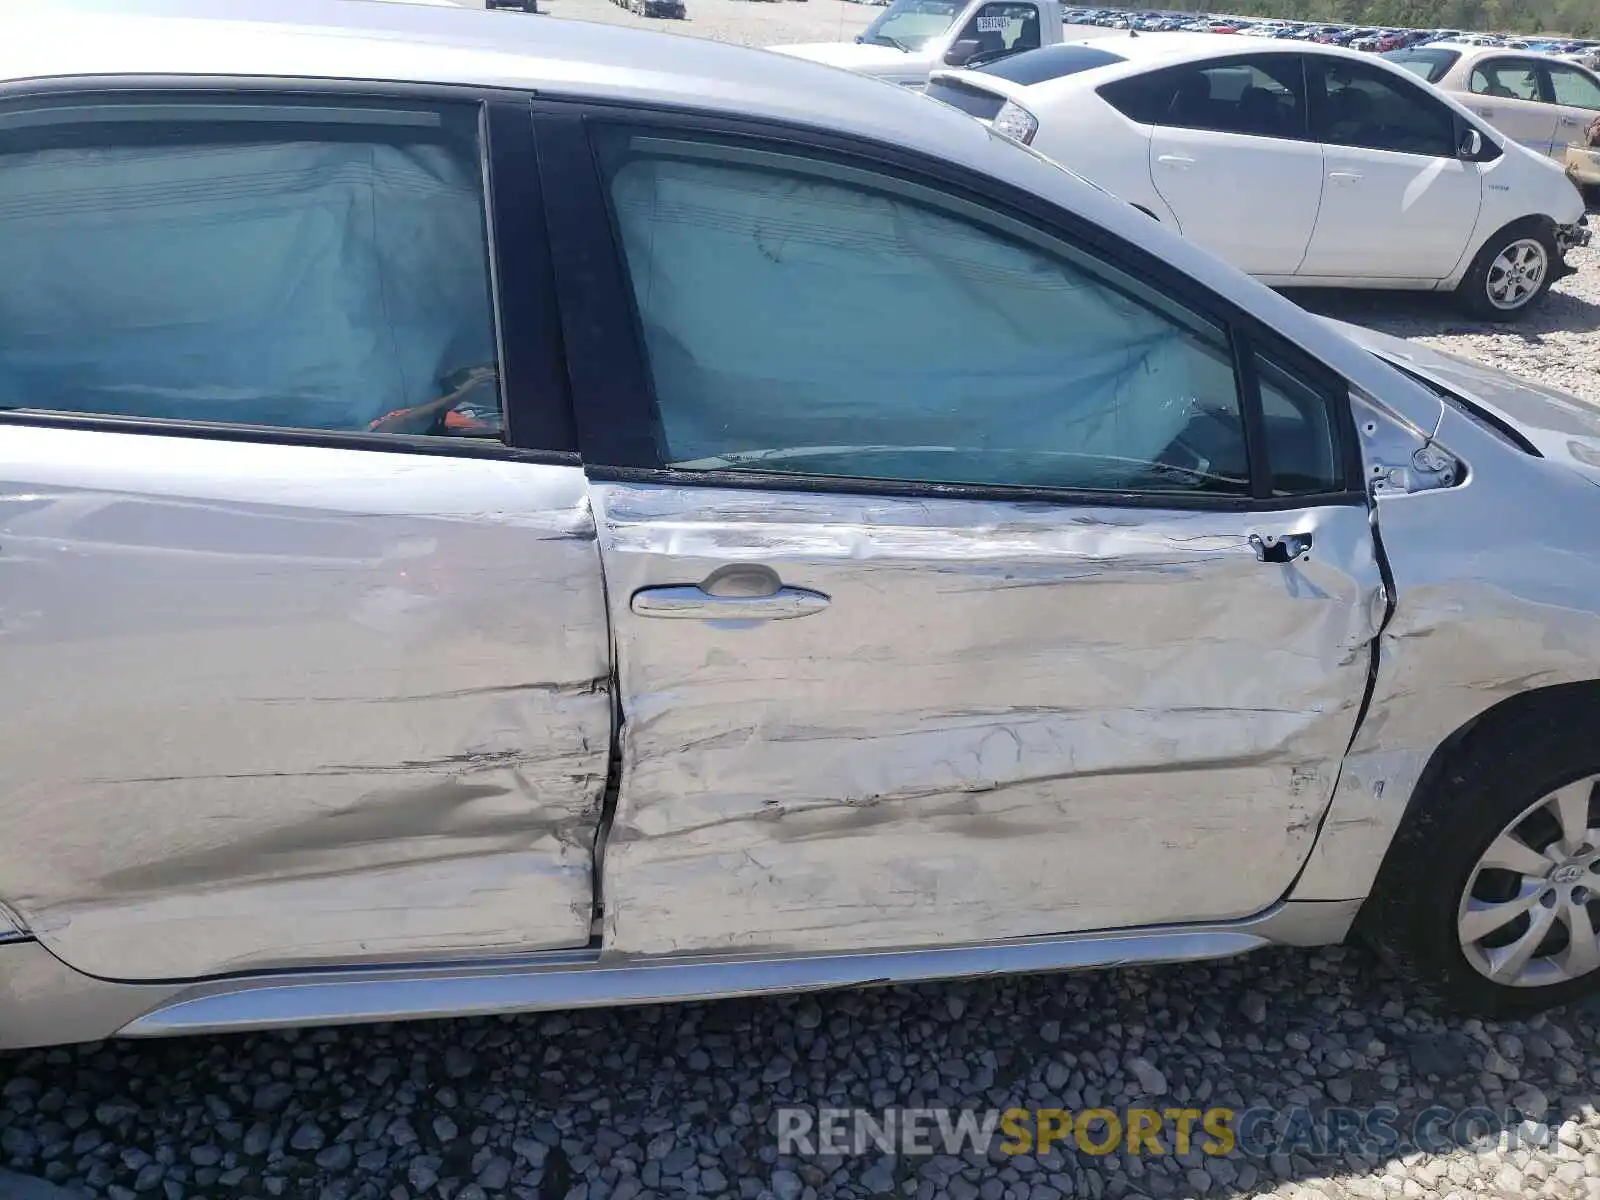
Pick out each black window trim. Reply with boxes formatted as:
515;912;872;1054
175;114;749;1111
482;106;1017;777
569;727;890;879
0;74;579;465
532;96;1366;513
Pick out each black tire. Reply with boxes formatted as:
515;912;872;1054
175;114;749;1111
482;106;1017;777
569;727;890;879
1453;218;1560;322
1358;694;1600;1017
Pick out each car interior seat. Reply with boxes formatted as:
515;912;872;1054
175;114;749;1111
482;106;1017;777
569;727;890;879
1236;85;1281;135
1326;85;1374;139
1170;73;1212;125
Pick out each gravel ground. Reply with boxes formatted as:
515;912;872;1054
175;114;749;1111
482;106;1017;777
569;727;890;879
4;5;1600;1200
1293;243;1600;405
3;949;1600;1200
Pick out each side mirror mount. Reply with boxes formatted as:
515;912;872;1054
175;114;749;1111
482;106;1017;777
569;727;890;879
1459;126;1484;159
945;38;981;65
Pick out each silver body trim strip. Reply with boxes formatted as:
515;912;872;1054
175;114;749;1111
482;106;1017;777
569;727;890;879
117;900;1359;1038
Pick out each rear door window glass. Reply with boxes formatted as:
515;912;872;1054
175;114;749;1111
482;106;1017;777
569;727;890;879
1101;56;1309;139
1469;59;1543;101
1545;63;1600;109
0;95;501;438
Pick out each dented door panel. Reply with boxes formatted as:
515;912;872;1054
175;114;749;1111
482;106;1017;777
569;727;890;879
592;482;1383;958
0;425;611;980
1296;389;1600;902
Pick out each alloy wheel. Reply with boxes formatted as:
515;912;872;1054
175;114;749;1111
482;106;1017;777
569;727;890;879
1457;776;1600;987
1485;238;1549;311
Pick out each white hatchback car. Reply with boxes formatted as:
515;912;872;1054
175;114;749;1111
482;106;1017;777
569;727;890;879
924;35;1590;318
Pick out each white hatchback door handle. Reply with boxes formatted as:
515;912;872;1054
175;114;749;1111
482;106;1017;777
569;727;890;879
1156;154;1195;169
1329;171;1363;184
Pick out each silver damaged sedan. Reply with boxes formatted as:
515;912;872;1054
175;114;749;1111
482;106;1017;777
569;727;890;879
3;0;1600;1049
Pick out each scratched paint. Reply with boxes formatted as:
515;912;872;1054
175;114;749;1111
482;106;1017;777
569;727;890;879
592;481;1384;958
0;426;612;980
1292;346;1600;902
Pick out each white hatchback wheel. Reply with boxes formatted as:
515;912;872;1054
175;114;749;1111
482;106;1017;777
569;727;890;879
1485;237;1549;312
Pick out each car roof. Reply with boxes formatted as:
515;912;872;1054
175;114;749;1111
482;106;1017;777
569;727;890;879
0;0;997;167
1420;41;1536;56
1421;41;1599;67
995;30;1405;83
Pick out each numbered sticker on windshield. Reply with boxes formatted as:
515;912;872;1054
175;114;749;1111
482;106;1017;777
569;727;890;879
975;15;1009;31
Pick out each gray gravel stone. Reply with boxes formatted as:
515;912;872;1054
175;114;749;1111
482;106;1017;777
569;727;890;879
407;1158;439;1192
860;1157;898;1194
317;1143;355;1171
444;1046;477;1080
252;1082;294;1114
1126;1057;1167;1096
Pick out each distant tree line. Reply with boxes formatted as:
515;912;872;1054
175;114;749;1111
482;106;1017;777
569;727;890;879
1186;0;1596;37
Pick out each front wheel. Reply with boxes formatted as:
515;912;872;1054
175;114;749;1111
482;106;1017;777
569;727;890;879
1454;219;1559;321
1360;701;1600;1016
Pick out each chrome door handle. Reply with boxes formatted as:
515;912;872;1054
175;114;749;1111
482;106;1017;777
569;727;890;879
1250;532;1312;563
1156;154;1196;168
631;583;830;621
1328;171;1363;183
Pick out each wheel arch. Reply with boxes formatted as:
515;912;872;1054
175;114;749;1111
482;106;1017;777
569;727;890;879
1355;679;1600;925
1347;677;1600;1011
1449;211;1559;289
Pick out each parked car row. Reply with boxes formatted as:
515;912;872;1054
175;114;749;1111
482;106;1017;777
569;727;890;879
607;0;688;19
920;34;1590;317
1065;9;1600;68
773;0;1069;88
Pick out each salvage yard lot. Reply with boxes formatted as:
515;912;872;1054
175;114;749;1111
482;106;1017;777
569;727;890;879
2;6;1600;1200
